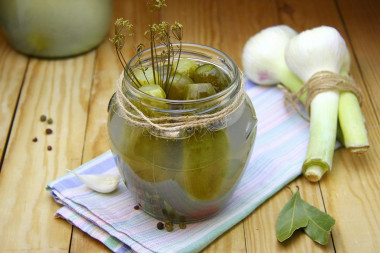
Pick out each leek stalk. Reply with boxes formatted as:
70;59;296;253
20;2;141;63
285;26;347;182
339;69;369;152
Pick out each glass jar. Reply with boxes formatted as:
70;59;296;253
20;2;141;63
107;44;257;223
0;0;112;58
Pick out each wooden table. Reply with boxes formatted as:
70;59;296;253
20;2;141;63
1;0;379;252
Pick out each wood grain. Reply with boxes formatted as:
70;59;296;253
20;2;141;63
0;31;28;165
324;0;380;250
162;1;279;252
203;223;247;253
244;180;335;253
69;0;153;251
1;0;380;252
337;0;380;119
0;52;96;251
163;0;279;69
277;0;380;251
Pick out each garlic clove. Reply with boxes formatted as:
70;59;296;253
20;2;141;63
73;172;120;193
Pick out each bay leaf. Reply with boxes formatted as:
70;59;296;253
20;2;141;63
276;189;335;245
301;199;336;245
275;191;308;242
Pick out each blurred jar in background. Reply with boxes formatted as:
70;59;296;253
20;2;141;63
0;0;113;58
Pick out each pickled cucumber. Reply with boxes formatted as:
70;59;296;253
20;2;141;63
185;83;216;100
139;84;166;99
171;58;198;78
193;64;231;92
133;66;161;86
125;129;183;183
109;117;183;183
134;84;167;118
167;73;194;100
179;129;230;200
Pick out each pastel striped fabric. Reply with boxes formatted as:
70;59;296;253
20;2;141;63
47;79;310;253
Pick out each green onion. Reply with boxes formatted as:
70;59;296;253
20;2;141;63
242;25;306;104
339;68;369;153
285;26;348;182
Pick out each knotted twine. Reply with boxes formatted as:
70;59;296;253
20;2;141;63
114;72;246;136
281;70;363;121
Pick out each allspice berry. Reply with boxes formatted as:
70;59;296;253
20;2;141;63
179;222;186;229
165;221;173;232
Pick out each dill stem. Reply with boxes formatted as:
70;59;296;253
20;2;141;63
149;28;157;84
169;41;182;89
165;42;171;92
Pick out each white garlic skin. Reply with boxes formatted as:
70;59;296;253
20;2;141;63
242;25;298;85
73;172;120;193
285;26;350;82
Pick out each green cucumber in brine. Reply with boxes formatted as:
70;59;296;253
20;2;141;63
171;58;199;78
180;129;230;200
193;64;231;92
167;73;194;100
120;128;183;183
185;83;216;100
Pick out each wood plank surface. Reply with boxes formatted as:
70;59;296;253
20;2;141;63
216;0;335;252
69;0;154;252
0;51;96;251
0;0;380;252
0;31;28;165
324;0;380;250
278;0;380;251
162;1;278;251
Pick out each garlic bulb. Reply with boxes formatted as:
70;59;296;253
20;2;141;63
73;172;120;193
242;25;305;102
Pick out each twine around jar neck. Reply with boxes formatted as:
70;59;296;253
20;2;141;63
114;72;246;135
282;70;363;121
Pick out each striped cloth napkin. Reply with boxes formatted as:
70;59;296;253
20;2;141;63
47;79;309;253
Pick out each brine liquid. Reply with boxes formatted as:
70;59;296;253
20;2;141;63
108;95;256;222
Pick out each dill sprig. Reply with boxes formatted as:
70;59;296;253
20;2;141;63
109;0;183;94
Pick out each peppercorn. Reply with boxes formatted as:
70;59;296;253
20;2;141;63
45;128;53;135
47;118;53;124
179;222;186;229
32;137;38;142
40;115;47;122
165;221;173;232
47;145;52;151
157;222;164;230
134;205;140;210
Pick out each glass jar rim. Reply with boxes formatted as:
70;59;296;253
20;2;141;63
123;43;240;106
